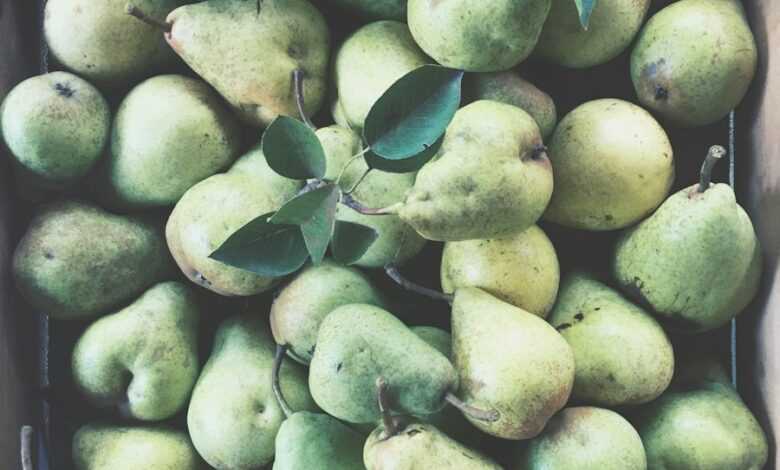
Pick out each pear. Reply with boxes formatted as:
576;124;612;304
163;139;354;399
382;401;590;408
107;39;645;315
543;98;674;231
72;282;199;421
396;100;553;242
364;422;502;470
73;424;202;470
13;200;170;320
166;145;302;296
334;21;429;131
318;125;427;267
441;225;560;318
410;326;451;356
187;312;316;469
512;407;647;470
613;146;762;332
309;304;458;423
270;259;386;364
548;272;674;406
464;71;557;139
274;411;366;470
631;0;757;127
632;357;768;469
161;0;330;126
101;74;242;209
407;0;552;72
44;0;187;88
452;288;575;439
0;72;110;190
535;0;651;68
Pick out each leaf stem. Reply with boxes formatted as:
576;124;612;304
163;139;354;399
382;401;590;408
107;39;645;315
292;69;316;130
345;168;372;195
272;344;294;418
698;145;726;193
376;377;400;438
340;193;399;216
445;393;500;422
335;147;370;186
125;4;172;32
384;264;454;303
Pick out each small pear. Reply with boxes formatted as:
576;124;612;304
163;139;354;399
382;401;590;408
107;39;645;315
101;74;242;209
274;411;366;470
512;407;647;470
441;225;560;318
166;145;302;296
329;0;405;19
73;424;202;470
548;272;674;406
398;100;553;242
535;0;651;68
13;200;170;320
407;0;552;72
187;312;316;469
72;282;199;421
270;260;386;364
631;0;757;127
0;72;110;190
452;288;575;439
543;98;674;231
613;146;762;332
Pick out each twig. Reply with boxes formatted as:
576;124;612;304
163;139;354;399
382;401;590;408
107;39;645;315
340;193;397;216
384;264;454;303
292;69;316;130
445;393;500;422
125;4;172;32
345;168;372;195
272;344;294;418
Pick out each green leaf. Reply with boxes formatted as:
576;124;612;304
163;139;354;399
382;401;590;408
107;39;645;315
271;184;340;264
364;134;444;173
574;0;597;30
209;212;309;277
364;65;463;162
331;221;379;265
262;116;327;179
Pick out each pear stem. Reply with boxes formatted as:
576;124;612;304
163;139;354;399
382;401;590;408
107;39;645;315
340;193;398;215
698;145;726;193
445;393;500;422
376;377;400;438
125;4;172;32
292;69;316;130
20;426;33;470
384;264;454;304
272;344;294;418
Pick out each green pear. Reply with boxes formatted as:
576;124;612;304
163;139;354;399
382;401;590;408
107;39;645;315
334;21;429;131
72;282;199;421
164;0;330;126
631;0;757;127
0;72;110;190
452;288;575;440
100;74;242;209
464;71;557;139
512;407;647;470
613;147;762;332
188;312;316;469
274;411;366;470
270;260;386;364
441;225;560;318
166;145;303;296
397;100;553;242
13;200;170;320
535;0;651;68
309;304;458;423
543;98;674;231
364;422;502;470
318;125;427;267
632;358;768;469
328;0;405;19
410;326;451;356
73;424;202;470
407;0;552;71
548;272;674;406
44;0;187;88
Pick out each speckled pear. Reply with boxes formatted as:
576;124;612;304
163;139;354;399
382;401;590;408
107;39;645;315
273;412;366;470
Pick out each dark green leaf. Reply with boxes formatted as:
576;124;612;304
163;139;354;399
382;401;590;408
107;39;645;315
364;134;444;173
574;0;598;29
209;212;309;277
270;185;340;264
364;65;463;161
331;221;379;265
262;116;326;179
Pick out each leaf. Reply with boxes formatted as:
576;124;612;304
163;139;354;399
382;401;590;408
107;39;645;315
209;212;309;277
270;184;340;264
574;0;598;30
364;134;444;173
262;116;327;179
331;221;379;265
364;65;463;162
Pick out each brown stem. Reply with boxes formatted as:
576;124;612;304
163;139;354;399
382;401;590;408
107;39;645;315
292;69;316;130
273;344;294;418
20;426;33;470
340;193;397;216
376;377;399;438
125;4;172;32
384;264;454;304
445;393;500;422
698;145;726;193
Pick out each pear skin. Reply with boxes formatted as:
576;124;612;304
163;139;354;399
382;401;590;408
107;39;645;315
273;411;366;470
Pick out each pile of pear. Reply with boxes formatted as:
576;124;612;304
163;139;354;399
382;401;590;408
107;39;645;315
0;0;769;468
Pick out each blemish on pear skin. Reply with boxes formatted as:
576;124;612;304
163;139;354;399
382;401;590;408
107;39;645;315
54;82;75;98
